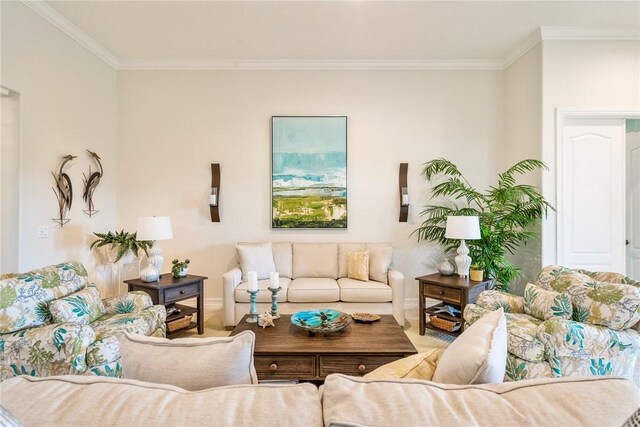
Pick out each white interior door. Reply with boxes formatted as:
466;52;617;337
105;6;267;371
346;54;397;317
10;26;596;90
627;131;640;279
558;117;625;272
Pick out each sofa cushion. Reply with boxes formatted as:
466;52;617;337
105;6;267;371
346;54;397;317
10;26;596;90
321;374;640;427
567;280;640;330
272;242;293;278
288;278;339;303
338;243;366;278
1;375;323;427
292;243;338;279
337;278;391;302
236;242;277;281
86;335;121;367
235;278;291;303
524;283;572;321
364;348;443;381
103;291;153;315
366;244;393;284
536;265;593;292
505;353;555;381
49;287;106;325
0;261;89;334
91;305;166;341
476;290;525;313
119;331;258;390
433;308;507;384
346;250;369;281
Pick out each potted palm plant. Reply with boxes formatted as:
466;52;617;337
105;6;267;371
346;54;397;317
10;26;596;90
90;230;152;264
413;159;553;291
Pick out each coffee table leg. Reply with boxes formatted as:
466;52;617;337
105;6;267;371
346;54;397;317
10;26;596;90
419;280;425;335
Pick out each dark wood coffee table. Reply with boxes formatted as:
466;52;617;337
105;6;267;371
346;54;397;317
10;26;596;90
230;314;417;382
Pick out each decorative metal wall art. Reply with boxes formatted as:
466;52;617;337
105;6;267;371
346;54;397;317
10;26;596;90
83;150;103;217
51;154;76;227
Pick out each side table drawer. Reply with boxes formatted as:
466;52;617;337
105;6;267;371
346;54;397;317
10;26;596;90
165;283;199;303
319;355;400;377
425;284;462;304
254;355;316;379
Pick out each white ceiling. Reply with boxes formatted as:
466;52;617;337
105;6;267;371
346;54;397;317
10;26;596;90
39;0;640;69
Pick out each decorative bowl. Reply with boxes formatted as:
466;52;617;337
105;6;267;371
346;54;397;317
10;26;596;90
351;312;381;324
291;309;352;335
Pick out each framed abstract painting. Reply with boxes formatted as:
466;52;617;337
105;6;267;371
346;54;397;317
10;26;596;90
271;116;347;229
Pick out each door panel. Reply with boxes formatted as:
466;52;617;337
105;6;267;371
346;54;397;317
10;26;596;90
627;130;640;279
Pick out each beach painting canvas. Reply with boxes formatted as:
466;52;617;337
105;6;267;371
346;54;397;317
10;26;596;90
272;116;347;229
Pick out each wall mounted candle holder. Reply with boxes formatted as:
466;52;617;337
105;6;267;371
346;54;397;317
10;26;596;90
210;163;220;222
399;163;409;222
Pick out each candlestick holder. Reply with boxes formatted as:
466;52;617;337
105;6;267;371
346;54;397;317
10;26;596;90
267;286;282;319
246;289;259;323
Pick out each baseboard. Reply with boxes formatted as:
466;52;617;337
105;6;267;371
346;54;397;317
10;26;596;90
205;298;224;309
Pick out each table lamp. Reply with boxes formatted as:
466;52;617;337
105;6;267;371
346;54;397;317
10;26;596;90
137;216;173;282
445;216;480;278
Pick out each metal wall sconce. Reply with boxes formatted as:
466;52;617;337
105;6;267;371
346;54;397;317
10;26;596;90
210;163;220;222
399;163;409;222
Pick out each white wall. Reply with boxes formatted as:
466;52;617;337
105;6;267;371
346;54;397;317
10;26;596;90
541;41;640;265
503;44;543;294
117;70;504;303
0;2;117;287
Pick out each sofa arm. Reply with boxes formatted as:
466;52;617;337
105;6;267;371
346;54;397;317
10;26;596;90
103;291;153;315
388;268;405;326
223;267;242;327
1;322;96;378
476;290;525;314
463;304;492;327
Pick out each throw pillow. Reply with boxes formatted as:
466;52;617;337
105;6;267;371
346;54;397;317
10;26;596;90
364;348;444;380
367;244;393;284
524;283;572;321
118;331;258;390
49;286;106;324
347;250;369;282
236;243;277;281
432;308;507;384
566;279;640;330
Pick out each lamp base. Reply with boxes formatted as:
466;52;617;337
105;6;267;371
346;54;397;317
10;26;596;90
147;241;164;275
454;239;472;278
140;263;160;282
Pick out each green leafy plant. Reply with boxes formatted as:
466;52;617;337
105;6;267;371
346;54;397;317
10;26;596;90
171;259;190;278
90;230;152;263
413;158;553;291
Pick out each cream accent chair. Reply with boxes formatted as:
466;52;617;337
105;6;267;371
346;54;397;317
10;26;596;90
222;243;405;329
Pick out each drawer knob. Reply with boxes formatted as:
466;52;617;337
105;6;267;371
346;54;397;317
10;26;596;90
180;290;186;294
270;363;278;372
358;364;366;372
439;290;444;295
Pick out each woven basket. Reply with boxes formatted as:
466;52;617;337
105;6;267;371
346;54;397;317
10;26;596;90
428;315;461;332
167;314;193;332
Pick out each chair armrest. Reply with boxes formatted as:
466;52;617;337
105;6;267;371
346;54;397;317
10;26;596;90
476;290;525;314
388;268;405;326
103;291;153;315
463;304;491;327
1;322;96;375
223;268;242;327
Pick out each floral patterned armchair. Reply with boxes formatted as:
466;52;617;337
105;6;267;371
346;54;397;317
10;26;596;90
464;266;640;381
0;262;166;380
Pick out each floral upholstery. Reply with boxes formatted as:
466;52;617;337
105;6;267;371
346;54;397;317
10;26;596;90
0;262;167;380
523;283;572;321
476;290;525;313
465;265;640;382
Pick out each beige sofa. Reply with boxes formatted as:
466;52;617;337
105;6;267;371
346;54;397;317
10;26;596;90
2;373;638;426
222;243;404;328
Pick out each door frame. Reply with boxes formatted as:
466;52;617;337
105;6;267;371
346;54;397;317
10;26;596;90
556;109;640;269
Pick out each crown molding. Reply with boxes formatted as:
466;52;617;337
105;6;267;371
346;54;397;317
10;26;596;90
117;59;504;71
21;0;119;69
540;26;640;41
502;28;543;69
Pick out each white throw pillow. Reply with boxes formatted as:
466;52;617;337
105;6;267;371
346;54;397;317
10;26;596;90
367;244;393;284
236;242;277;280
432;308;507;384
118;331;258;390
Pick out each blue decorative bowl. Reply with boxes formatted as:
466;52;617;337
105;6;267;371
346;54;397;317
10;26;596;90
291;309;352;335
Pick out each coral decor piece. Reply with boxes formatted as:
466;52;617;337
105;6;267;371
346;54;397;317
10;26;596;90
51;154;77;227
82;150;103;218
258;312;275;328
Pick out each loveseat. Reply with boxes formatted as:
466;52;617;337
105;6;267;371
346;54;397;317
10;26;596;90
0;262;166;379
2;374;638;426
464;265;640;381
222;242;404;328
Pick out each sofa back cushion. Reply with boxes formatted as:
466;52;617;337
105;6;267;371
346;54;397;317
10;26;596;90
0;262;89;334
50;287;106;324
367;244;393;284
567;280;640;330
236;242;277;281
272;242;293;278
338;243;366;278
118;331;258;390
524;283;572;321
292;243;338;279
536;265;593;292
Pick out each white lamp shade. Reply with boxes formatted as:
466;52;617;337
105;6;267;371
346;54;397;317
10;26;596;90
136;216;174;241
445;216;481;240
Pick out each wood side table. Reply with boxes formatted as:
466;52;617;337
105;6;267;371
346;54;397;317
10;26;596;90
416;273;493;336
124;274;207;337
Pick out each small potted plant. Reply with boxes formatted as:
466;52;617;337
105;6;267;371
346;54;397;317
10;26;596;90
470;263;484;282
172;259;190;278
90;230;152;264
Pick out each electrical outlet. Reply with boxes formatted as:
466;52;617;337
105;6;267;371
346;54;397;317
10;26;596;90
37;225;49;239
